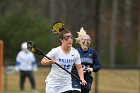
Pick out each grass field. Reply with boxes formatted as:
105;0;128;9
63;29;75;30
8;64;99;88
2;67;140;93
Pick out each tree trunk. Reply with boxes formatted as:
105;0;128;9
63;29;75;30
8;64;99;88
49;0;56;24
110;0;118;66
49;0;56;39
137;5;140;66
123;0;132;64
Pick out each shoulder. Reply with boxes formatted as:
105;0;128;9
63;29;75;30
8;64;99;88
89;47;96;52
17;50;24;55
50;46;60;51
89;48;98;55
28;51;34;56
71;47;80;57
48;46;61;55
71;47;79;53
71;47;81;63
76;47;81;51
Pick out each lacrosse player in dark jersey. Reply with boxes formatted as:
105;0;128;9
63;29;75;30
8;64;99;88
72;27;101;93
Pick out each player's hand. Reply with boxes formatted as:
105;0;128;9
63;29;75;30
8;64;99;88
41;58;55;65
47;59;55;64
86;67;93;72
33;68;38;72
50;59;55;64
15;67;19;72
80;79;87;86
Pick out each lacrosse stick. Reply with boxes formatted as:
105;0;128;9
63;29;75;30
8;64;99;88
27;41;82;82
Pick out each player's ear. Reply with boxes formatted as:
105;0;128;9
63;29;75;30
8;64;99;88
59;39;62;45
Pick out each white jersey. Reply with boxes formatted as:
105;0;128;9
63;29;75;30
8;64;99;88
45;46;81;93
15;50;37;71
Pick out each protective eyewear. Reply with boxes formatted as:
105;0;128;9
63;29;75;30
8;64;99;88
81;39;91;44
62;35;73;40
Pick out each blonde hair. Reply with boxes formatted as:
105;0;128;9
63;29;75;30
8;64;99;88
76;27;91;43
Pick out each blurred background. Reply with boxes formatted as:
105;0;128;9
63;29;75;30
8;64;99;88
0;0;140;93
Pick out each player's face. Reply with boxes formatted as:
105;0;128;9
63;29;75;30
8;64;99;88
61;33;73;47
80;39;91;51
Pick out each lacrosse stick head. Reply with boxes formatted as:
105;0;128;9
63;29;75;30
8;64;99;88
27;41;36;53
52;22;64;34
52;22;74;41
27;41;44;55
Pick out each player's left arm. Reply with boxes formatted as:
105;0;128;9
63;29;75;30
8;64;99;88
76;64;87;85
92;52;101;72
74;49;87;85
86;51;101;72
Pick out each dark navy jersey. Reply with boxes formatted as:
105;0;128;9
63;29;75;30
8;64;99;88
71;47;101;81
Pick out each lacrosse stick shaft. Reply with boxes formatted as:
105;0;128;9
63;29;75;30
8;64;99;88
42;54;82;82
27;41;82;82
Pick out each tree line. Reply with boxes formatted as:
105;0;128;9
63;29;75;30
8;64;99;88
0;0;140;66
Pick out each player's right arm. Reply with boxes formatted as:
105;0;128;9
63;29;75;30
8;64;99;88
41;58;55;65
74;48;87;85
41;48;56;65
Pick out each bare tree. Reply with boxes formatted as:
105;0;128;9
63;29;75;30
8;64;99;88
61;0;67;22
49;0;56;24
137;5;140;66
110;0;118;66
123;0;132;64
97;0;106;58
49;0;56;39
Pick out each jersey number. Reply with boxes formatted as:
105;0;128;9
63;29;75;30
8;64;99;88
64;65;70;70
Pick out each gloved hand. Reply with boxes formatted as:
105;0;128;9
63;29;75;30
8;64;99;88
33;67;38;72
15;66;19;72
86;67;93;72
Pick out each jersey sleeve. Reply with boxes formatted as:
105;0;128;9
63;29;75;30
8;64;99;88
15;52;21;71
46;48;57;60
73;49;81;64
16;52;21;62
92;50;101;72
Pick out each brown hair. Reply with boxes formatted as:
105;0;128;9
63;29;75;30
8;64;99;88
59;28;71;44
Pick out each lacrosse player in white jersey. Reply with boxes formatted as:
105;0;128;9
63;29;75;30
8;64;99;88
41;22;86;93
15;42;38;93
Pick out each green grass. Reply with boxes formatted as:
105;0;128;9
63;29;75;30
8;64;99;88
98;69;140;93
2;68;140;93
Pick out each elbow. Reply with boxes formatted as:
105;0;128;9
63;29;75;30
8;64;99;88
41;59;47;65
41;60;44;65
98;65;101;70
93;65;101;72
